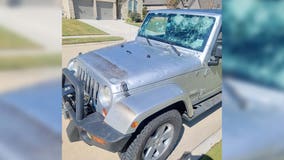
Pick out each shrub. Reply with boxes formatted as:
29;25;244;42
142;6;148;19
129;12;142;22
126;17;132;23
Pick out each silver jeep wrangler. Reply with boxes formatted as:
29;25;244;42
62;9;222;160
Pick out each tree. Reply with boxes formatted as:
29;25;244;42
167;0;179;9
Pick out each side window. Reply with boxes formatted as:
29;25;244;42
212;31;222;56
217;31;222;46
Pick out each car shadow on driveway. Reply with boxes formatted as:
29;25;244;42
171;102;222;160
180;153;213;160
183;102;222;128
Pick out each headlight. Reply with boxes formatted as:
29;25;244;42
98;86;112;107
67;59;78;75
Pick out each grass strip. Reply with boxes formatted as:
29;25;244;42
200;141;222;160
62;19;107;36
62;36;123;45
0;26;40;49
0;54;61;70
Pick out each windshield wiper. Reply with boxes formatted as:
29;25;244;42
169;43;181;56
145;36;152;46
144;36;181;56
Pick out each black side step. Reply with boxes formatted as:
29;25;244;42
183;93;222;121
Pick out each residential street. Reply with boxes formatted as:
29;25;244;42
0;67;60;93
62;40;124;66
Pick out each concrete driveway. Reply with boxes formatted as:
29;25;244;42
79;20;139;41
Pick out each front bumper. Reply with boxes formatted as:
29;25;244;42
62;68;131;152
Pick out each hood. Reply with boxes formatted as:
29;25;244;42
78;41;201;92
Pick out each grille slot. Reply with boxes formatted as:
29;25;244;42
77;66;99;103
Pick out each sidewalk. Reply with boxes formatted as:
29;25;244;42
62;35;116;39
0;67;60;93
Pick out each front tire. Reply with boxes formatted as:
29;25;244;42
119;110;182;160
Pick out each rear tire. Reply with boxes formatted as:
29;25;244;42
119;110;182;160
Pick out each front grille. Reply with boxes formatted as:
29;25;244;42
77;66;99;103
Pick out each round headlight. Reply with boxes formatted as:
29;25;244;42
98;86;112;107
67;59;78;75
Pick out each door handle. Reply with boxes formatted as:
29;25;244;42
204;68;209;77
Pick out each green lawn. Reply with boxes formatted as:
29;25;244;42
0;54;61;70
126;21;142;27
62;36;123;45
0;26;40;49
200;141;222;160
62;19;107;36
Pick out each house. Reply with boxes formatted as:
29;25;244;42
62;0;143;20
143;0;221;10
142;0;167;10
62;0;221;20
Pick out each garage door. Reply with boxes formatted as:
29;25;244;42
77;0;94;19
96;2;113;20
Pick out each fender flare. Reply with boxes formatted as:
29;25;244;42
104;84;193;134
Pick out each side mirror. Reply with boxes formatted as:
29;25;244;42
215;45;222;58
208;45;222;66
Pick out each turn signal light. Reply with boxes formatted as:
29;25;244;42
102;108;108;117
91;135;106;145
131;121;139;128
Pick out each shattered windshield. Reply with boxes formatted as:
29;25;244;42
138;13;216;52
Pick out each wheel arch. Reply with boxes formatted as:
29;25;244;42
134;100;187;134
105;84;193;135
120;102;185;153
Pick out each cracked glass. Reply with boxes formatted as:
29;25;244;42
139;13;216;52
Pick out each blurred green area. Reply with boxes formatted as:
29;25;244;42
200;141;222;160
0;26;40;49
62;19;107;36
62;36;123;45
223;0;284;90
0;54;61;70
